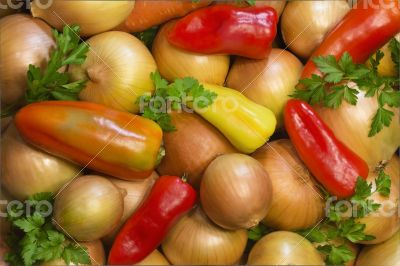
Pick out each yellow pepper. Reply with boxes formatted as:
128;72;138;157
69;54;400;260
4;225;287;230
191;83;276;154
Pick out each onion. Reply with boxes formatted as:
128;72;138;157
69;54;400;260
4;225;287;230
162;208;247;265
0;14;55;105
102;171;158;245
200;153;273;230
254;0;287;17
315;92;400;170
69;31;157;113
355;230;400;266
226;49;303;128
248;231;325;265
136;250;170;265
157;111;237;188
53;175;124;241
1;124;80;200
40;240;105;266
281;0;350;59
1;117;11;132
356;155;399;244
252;139;325;230
30;0;134;37
152;21;230;85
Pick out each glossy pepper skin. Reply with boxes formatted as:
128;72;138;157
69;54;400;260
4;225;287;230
14;101;162;180
302;0;400;78
108;176;196;265
284;99;369;198
167;4;277;59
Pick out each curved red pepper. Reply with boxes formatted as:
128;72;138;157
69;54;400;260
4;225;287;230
167;4;277;59
108;176;197;265
302;0;400;79
284;99;369;198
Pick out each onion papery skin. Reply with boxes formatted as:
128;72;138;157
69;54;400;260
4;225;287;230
136;250;170;265
252;139;325;230
314;92;400;170
226;49;303;128
69;31;157;113
152;20;230;85
248;231;325;265
30;0;134;37
281;0;350;59
1;124;80;200
53;175;124;242
200;153;273;230
0;14;55;105
157;111;237;188
162;208;247;265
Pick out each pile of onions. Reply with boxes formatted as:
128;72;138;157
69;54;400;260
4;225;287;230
136;250;170;266
356;155;399;244
252;139;325;230
356;230;400;266
103;172;158;245
0;14;55;106
40;240;105;266
281;0;350;58
200;153;272;230
69;31;157;113
1;124;80;200
157;111;236;188
152;21;230;85
226;49;303;128
315;92;400;170
53;175;124;241
162;208;247;265
30;0;134;37
248;231;324;265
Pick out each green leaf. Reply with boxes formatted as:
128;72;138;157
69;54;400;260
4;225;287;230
134;26;158;48
368;107;394;137
248;223;271;241
389;37;399;73
318;244;356;266
338;219;375;242
375;170;391;197
28;192;53;202
351;177;372;201
313;55;344;83
62;244;91;265
379;90;400;108
325;86;345;108
343;85;359;105
369;49;384;72
13;213;45;233
297;227;327;243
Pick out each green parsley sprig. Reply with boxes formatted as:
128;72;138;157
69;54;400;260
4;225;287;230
292;49;400;137
247;223;272;241
137;72;217;131
389;37;399;73
134;26;158;48
4;192;90;266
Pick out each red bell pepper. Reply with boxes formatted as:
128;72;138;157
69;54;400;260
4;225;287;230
14;101;163;180
284;99;369;198
108;176;197;265
167;4;277;59
302;0;400;79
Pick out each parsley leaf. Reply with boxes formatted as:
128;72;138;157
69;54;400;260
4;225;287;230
318;244;355;266
368;107;394;137
138;72;217;131
338;219;375;242
389;37;399;73
375;170;391;196
62;244;91;265
351;177;372;201
248;223;271;241
297;227;328;243
134;26;158;48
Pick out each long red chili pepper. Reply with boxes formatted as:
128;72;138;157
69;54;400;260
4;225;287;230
167;4;277;59
284;99;369;198
302;0;400;79
108;176;197;265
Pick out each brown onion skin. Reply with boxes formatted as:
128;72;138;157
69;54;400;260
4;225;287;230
201;153;273;230
0;14;55;105
162;208;247;265
253;139;325;230
248;231;324;265
157;111;236;188
136;249;170;265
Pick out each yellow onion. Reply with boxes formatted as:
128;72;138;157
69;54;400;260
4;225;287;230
248;231;325;265
31;0;134;37
162;208;247;265
103;172;158;245
253;139;325;230
281;1;350;59
157;111;237;188
0;0;21;18
226;49;303;128
315;92;400;170
201;153;273;230
1;124;80;200
69;31;157;113
254;0;286;17
1;116;11;132
40;240;105;266
0;14;55;105
355;230;400;266
53;175;124;241
356;155;399;244
136;250;170;265
152;21;230;85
